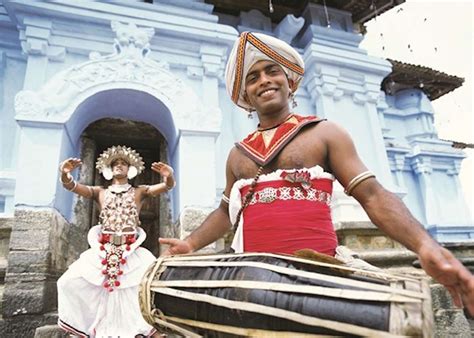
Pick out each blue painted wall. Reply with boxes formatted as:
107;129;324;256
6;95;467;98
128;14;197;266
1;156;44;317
0;0;471;241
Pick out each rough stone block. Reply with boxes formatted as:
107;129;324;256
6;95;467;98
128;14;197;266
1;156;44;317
51;212;68;240
0;220;12;259
0;257;7;279
34;324;69;338
3;279;57;316
0;283;4;315
358;249;417;268
336;221;401;251
178;206;213;232
12;209;56;231
160;224;175;239
431;283;472;337
443;242;474;260
468;317;474;332
0;217;15;231
339;234;397;250
434;309;471;338
371;235;393;249
50;214;85;271
431;283;455;309
175;206;231;254
9;228;50;251
5;272;47;283
6;250;51;274
1;314;57;338
334;221;377;231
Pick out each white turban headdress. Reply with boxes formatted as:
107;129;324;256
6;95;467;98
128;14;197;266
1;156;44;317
225;32;305;111
96;145;145;180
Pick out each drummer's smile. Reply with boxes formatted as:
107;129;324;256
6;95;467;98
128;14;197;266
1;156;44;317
244;60;293;115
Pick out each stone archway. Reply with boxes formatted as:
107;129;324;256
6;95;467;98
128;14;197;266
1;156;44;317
13;20;222;220
13;20;222;218
14;21;221;138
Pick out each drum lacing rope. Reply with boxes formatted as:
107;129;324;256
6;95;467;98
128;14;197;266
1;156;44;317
152;308;202;337
142;257;202;337
141;256;165;325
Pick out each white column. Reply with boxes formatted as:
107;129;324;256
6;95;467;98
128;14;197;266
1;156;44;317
447;163;472;223
20;19;52;90
411;157;439;226
178;130;219;208
393;154;407;191
200;44;226;194
14;123;64;207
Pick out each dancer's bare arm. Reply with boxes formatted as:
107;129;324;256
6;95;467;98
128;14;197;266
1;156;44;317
142;162;176;199
59;158;100;200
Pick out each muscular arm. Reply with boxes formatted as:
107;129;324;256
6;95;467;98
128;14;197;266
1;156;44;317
352;180;432;252
159;149;237;254
323;121;432;252
349;172;474;315
325;121;474;315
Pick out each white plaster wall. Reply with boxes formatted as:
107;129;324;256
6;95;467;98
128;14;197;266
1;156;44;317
0;57;25;171
14;124;63;207
178;131;218;208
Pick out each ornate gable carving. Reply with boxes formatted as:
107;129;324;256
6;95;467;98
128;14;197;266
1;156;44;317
15;21;219;132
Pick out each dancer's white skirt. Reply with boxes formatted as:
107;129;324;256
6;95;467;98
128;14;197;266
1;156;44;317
57;225;156;337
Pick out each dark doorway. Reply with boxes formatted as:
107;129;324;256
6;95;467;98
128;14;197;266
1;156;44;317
77;118;167;256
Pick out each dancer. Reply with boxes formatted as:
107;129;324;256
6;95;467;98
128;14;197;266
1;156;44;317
58;145;175;337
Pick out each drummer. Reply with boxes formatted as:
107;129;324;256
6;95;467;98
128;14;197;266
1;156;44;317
159;32;474;316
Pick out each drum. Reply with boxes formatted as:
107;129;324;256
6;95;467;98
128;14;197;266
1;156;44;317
139;253;433;337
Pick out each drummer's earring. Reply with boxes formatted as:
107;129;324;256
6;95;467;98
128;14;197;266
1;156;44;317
289;92;297;109
288;81;297;109
243;92;254;119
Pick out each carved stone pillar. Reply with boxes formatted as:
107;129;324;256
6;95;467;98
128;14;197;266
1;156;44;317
411;156;439;226
19;17;65;91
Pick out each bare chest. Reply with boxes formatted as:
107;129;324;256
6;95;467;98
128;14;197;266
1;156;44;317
232;129;328;179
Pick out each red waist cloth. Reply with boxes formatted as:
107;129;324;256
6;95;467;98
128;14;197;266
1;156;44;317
240;178;337;256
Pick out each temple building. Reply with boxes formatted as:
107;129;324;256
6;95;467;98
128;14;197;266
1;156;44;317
0;0;472;336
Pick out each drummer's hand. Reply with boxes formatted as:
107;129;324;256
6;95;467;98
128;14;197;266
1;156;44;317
418;241;474;316
159;237;193;256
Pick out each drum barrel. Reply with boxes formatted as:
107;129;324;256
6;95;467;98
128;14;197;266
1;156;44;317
140;253;432;337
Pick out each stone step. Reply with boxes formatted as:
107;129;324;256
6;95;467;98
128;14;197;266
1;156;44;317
433;309;472;338
357;248;417;268
0;216;12;281
0;282;4;318
0;257;6;280
431;284;473;337
34;324;69;338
